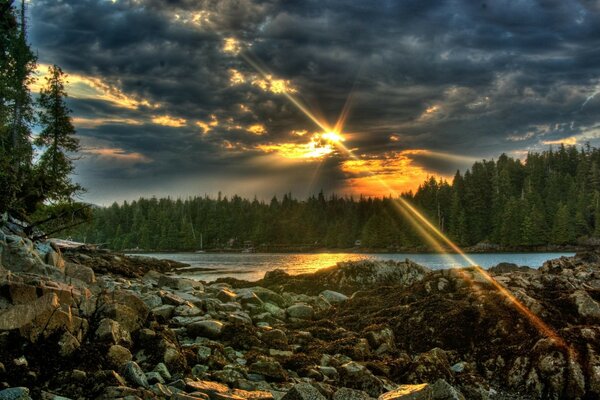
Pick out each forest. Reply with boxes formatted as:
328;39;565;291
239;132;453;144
68;144;600;251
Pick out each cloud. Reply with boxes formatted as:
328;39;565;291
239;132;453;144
26;0;600;203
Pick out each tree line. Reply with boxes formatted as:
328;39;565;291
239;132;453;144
67;144;600;251
1;0;84;231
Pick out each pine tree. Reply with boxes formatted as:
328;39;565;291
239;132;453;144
34;64;82;204
551;204;573;245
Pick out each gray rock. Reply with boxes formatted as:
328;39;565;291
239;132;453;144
107;345;132;368
158;275;203;291
187;320;224;339
0;387;32;400
333;388;371;400
217;288;238;303
339;361;385;397
154;362;172;380
64;263;95;284
145;371;165;384
286;303;314;320
141;294;163;309
570;290;600;321
197;345;212;362
320;290;349;304
122;361;149;388
95;318;131;346
282;383;327;400
151;304;176;320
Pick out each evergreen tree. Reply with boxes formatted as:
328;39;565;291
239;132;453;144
34;64;82;204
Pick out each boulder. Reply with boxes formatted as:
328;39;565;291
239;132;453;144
122;361;149;388
333;388;371;400
0;387;32;400
282;383;326;400
187;320;224;339
158;275;203;291
378;379;464;400
286;304;314;320
95;318;132;346
339;361;385;397
320;290;349;304
64;263;95;284
248;359;288;382
570;290;600;321
107;345;133;368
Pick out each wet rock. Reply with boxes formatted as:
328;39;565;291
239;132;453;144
107;345;132;368
320;290;349;304
154;362;172;381
217;288;238;303
122;361;149;388
282;383;327;400
158;275;202;291
0;387;32;400
378;379;464;400
141;293;163;309
187;320;224;339
145;371;165;384
197;345;212;362
286;303;314;320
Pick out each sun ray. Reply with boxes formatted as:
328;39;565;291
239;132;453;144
231;41;570;350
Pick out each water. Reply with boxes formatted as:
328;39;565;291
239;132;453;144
131;252;575;282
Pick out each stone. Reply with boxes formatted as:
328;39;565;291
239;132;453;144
187;320;224;339
286;304;314;320
0;387;32;400
320;290;349;304
122;361;149;388
570;290;600;321
95;318;132;346
366;328;395;354
97;301;146;333
248;359;288;382
281;383;326;400
64;263;95;284
0;292;59;331
141;294;163;309
58;331;80;357
158;275;203;291
152;304;176;320
107;345;133;368
145;371;165;384
378;379;464;400
333;388;371;400
154;362;172;381
261;328;288;347
217;289;238;303
197;345;212;362
339;361;385;397
184;379;229;396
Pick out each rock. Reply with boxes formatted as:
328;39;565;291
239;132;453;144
58;331;80;357
152;304;176;320
197;345;212;362
333;388;371;400
0;387;32;400
366;328;395;354
187;320;224;339
158;275;203;291
122;361;149;388
286;303;314;320
141;294;163;309
107;345;132;368
378;379;464;400
0;292;59;331
248;359;288;382
339;361;385;397
64;263;95;284
184;379;229;396
154;362;172;381
97;293;148;333
95;318;132;346
282;383;327;400
145;371;165;384
407;348;452;383
217;288;238;303
320;290;349;304
570;290;600;321
261;328;288;347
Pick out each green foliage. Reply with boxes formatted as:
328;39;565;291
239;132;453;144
0;2;82;223
34;64;82;204
68;144;600;251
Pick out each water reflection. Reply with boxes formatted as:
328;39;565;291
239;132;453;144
132;252;574;282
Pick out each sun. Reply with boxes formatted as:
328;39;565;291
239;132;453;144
322;130;345;143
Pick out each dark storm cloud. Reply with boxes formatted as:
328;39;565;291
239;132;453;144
27;0;600;202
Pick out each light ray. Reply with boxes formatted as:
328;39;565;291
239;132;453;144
232;42;570;350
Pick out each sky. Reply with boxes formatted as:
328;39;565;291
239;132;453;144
26;0;600;205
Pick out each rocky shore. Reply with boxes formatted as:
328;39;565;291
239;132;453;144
1;228;599;399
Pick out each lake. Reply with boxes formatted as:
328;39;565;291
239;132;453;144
131;252;575;282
